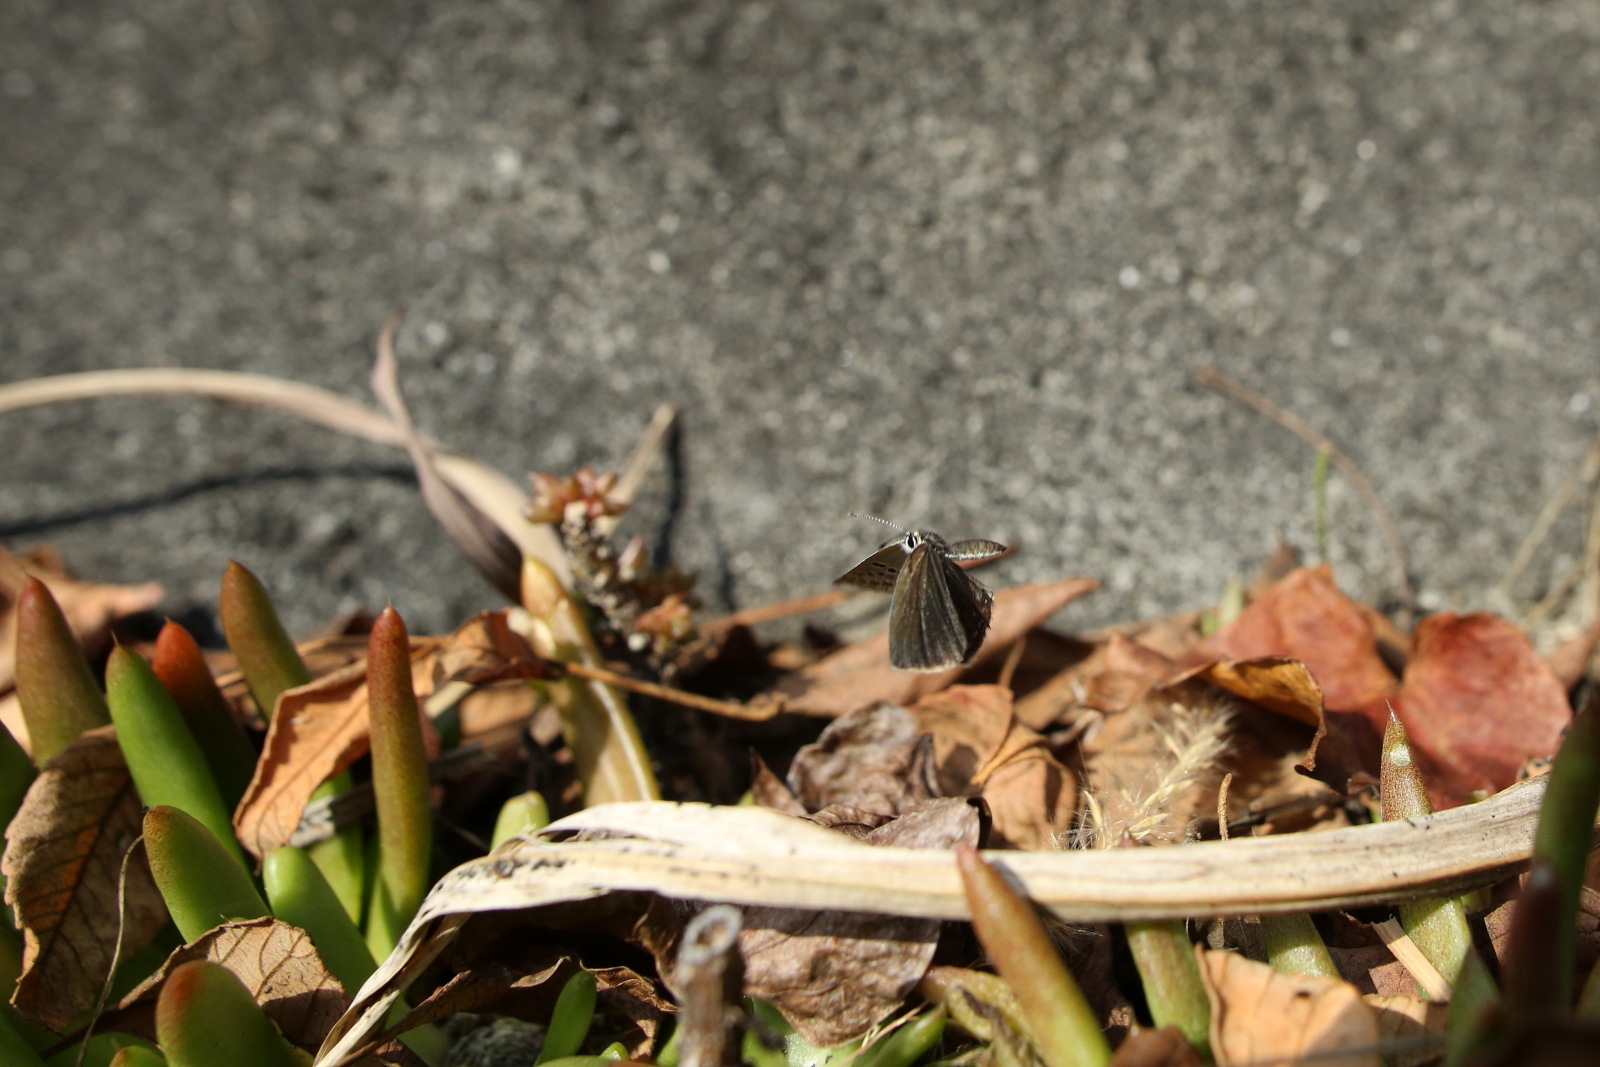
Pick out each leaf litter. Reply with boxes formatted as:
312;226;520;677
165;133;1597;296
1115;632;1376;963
3;361;1597;1067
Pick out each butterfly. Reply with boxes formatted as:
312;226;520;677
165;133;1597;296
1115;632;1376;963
834;515;1008;672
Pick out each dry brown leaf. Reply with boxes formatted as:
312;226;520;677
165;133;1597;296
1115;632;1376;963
740;799;980;1047
1395;612;1573;808
913;685;1076;851
2;726;167;1031
102;918;347;1047
1013;633;1175;731
1198;949;1379;1067
771;578;1099;718
1108;1025;1204;1067
234;644;440;859
1197;566;1396;731
1362;994;1447;1067
787;703;931;815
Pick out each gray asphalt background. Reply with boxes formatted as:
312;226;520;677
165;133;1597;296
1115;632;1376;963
2;0;1598;642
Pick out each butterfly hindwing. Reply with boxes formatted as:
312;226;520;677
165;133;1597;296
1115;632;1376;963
888;542;988;671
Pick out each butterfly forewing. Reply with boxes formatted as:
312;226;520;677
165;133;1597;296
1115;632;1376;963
834;541;909;592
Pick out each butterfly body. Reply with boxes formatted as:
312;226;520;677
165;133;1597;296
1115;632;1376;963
835;521;1007;672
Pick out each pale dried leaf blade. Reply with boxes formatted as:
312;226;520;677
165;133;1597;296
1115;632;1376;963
2;727;167;1031
371;320;525;600
0;367;568;585
317;783;1558;1065
1199;949;1379;1067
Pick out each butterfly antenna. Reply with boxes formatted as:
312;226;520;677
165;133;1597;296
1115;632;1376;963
849;512;908;535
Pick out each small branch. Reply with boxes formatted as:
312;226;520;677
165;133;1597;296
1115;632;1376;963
560;659;781;722
674;905;744;1067
1495;426;1600;605
1196;366;1416;612
701;589;849;632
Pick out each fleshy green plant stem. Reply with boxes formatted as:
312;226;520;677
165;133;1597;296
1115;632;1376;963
521;557;659;806
218;560;310;718
13;576;111;763
0;1011;48;1067
106;646;247;869
217;560;366;921
363;606;433;960
145;806;269;943
1258;913;1338;978
1124;920;1211;1058
954;846;1110;1067
491;791;551;850
109;1048;169;1066
150;620;258;809
1379;711;1501;1064
262;846;376;991
538;970;598;1063
154;960;302;1067
852;1006;945;1067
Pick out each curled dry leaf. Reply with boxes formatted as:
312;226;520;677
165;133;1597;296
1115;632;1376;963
2;726;167;1031
1198;949;1379;1067
1394;612;1573;808
786;703;932;815
771;578;1098;718
234;643;440;859
912;685;1077;851
1197;565;1396;732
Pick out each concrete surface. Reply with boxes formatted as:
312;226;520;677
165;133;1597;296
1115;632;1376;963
2;0;1597;642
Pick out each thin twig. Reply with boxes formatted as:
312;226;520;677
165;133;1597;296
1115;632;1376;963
701;589;850;632
1196;367;1416;612
1495;427;1600;605
603;403;678;537
1216;773;1233;843
560;659;780;721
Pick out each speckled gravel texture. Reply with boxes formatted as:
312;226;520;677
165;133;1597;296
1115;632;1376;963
3;0;1597;640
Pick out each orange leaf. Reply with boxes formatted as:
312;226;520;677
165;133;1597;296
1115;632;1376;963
1198;566;1396;730
1;727;168;1031
1394;612;1572;808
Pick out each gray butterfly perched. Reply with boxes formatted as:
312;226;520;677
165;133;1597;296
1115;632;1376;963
834;514;1008;672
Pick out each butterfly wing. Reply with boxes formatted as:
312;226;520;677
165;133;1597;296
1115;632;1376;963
834;541;909;592
888;543;993;671
945;538;1008;563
